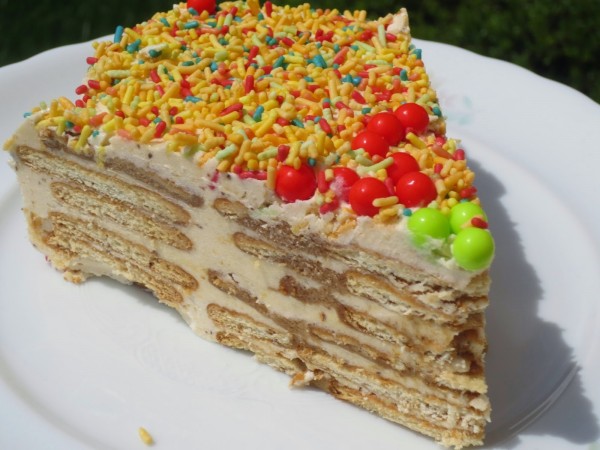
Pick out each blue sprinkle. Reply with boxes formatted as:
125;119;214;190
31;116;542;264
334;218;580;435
432;106;442;117
184;20;199;29
159;18;170;27
361;107;372;114
403;208;413;217
23;112;32;118
92;130;100;137
313;116;321;123
332;63;339;69
341;74;353;84
257;12;264;20
65;121;74;129
307;157;316;167
253;105;265;121
210;62;219;71
291;118;304;128
219;37;228;45
185;96;201;103
126;38;141;53
313;54;327;68
234;16;242;22
153;117;162;124
304;76;314;82
400;69;408;81
188;7;199;15
352;76;362;86
148;49;162;58
273;55;285;69
350;44;359;51
414;49;422;59
333;44;340;52
114;25;124;43
181;60;194;66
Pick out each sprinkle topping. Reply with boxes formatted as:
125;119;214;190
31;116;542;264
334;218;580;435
30;0;493;269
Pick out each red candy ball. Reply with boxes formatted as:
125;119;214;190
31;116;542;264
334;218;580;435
395;171;437;207
351;130;389;158
386;152;420;183
349;177;389;216
275;164;317;203
331;167;359;201
394;103;429;135
187;0;217;14
366;112;405;146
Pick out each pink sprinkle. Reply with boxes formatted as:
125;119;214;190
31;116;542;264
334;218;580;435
333;46;349;65
86;56;99;65
244;75;254;94
454;149;466;161
88;79;101;90
219;102;243;116
281;37;294;46
351;91;366;104
239;171;267;180
319;198;339;215
319;118;332;134
317;171;329;193
154;121;166;138
471;217;488;229
277;145;290;162
150;69;161;84
434;163;443;174
265;1;273;16
75;84;88;95
460;186;477;199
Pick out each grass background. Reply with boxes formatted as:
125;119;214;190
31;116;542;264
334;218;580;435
1;0;599;104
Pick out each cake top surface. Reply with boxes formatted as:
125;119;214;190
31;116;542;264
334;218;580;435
17;0;494;272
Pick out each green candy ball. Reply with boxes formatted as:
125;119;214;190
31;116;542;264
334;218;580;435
408;207;451;246
449;202;487;233
452;227;495;271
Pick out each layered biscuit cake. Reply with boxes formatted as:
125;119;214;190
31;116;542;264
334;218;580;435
4;1;495;447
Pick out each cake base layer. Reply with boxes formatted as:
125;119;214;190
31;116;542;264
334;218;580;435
8;136;490;448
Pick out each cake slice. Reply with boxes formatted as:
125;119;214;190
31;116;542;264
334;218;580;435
3;1;494;447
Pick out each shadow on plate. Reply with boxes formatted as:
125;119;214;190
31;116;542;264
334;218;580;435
467;158;599;448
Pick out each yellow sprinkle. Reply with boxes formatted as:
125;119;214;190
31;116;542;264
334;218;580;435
406;132;427;149
267;165;276;189
138;427;154;446
75;125;93;149
195;119;225;133
372;196;399;208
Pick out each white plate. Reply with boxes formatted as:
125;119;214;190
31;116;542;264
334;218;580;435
1;37;600;450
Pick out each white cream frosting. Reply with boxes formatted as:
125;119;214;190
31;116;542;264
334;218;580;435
6;115;483;289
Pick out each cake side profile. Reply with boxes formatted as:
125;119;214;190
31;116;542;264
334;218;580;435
4;1;494;448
